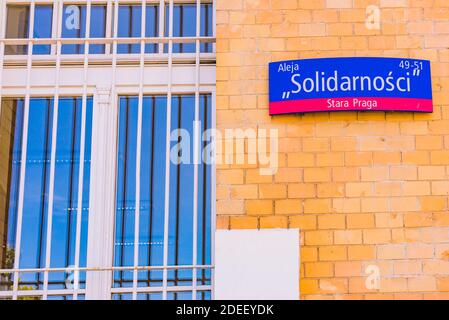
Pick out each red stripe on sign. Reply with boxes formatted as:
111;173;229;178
269;97;433;115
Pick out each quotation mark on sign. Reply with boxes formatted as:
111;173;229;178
413;68;421;76
282;91;291;99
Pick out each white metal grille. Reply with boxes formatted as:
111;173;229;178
0;0;216;300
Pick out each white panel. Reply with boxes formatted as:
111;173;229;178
215;229;300;300
2;65;216;89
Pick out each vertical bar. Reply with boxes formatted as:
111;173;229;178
50;0;58;55
0;0;7;116
105;0;113;54
212;0;216;53
43;0;62;300
12;1;35;300
132;0;146;300
192;0;201;301
162;0;174;301
158;0;164;54
74;0;91;300
210;89;216;300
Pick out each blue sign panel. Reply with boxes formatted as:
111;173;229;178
269;57;433;114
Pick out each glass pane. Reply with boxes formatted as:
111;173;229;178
48;98;93;290
114;96;168;288
197;94;212;267
167;291;192;300
5;6;29;55
138;97;167;278
114;97;138;289
168;95;196;270
165;4;195;53
145;5;159;53
200;4;213;53
0;97;93;292
33;5;53;55
61;5;86;54
165;3;213;53
90;5;107;53
62;5;106;54
118;5;142;54
0;99;24;271
20;99;54;278
137;292;162;300
113;95;211;298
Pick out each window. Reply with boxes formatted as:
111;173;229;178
32;5;53;55
113;94;212;300
0;97;93;298
5;5;29;55
116;4;159;54
5;5;53;55
1;0;215;301
61;4;107;54
4;1;214;56
166;3;213;53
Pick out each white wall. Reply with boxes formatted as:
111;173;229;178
214;229;300;300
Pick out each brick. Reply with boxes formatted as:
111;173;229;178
348;245;376;260
335;261;363;277
423;260;449;275
259;216;288;229
319;246;348;261
275;199;302;214
361;167;389;181
402;181;431;196
301;247;318;262
246;199;273;216
217;169;244;184
346;183;373;197
333;198;361;213
230;216;258;229
305;262;334;277
420;196;447;211
407;244;435;259
363;229;392;244
287;153;315;167
432;181;449;195
318;214;346;230
230;185;258;199
375;213;404;228
317;183;345;198
305;230;334;245
408;277;437;292
304;199;332;214
377;245;406;259
334;230;363;245
289;215;317;230
259;184;287;199
300;279;319;295
347;214;375;229
332;167;359;182
216;216;230;230
390;166;418;180
288;183;316;198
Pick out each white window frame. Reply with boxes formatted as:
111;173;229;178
0;0;216;300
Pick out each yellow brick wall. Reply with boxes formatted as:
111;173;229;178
216;0;449;299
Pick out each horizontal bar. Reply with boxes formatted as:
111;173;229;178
0;36;216;45
2;53;217;65
5;0;213;4
0;289;87;298
110;285;212;294
0;265;214;274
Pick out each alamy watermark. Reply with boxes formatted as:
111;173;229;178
170;123;279;176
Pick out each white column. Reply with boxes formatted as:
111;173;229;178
85;86;118;300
